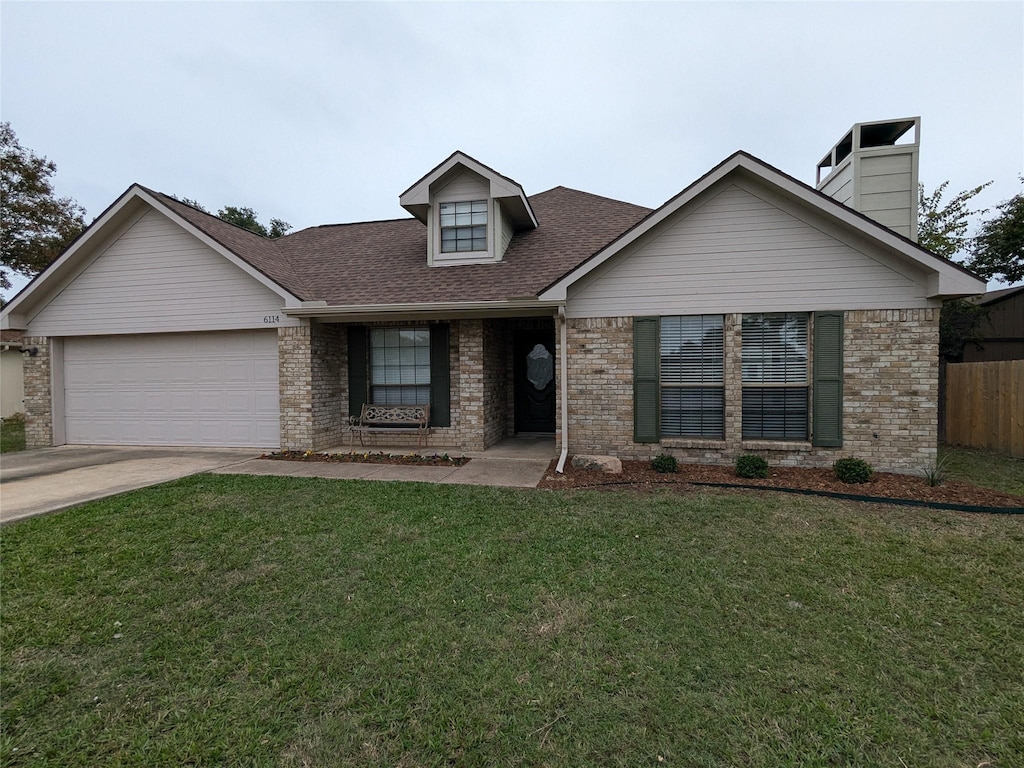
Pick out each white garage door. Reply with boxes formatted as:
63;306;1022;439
63;331;279;448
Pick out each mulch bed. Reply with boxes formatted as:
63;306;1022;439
538;460;1024;510
261;450;471;467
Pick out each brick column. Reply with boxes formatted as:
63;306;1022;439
458;319;485;451
310;323;345;450
723;313;743;444
22;337;53;448
278;325;313;450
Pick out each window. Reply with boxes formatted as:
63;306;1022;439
741;313;808;440
660;315;724;438
440;200;487;252
370;327;431;405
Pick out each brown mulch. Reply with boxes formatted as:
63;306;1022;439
261;450;471;467
538;459;1024;510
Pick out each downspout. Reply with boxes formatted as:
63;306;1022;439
556;304;569;473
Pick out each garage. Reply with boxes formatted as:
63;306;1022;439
62;331;279;448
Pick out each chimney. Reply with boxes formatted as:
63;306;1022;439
816;117;920;242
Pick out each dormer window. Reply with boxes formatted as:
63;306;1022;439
399;151;538;267
440;200;487;253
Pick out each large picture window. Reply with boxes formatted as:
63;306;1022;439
741;313;808;440
440;200;487;252
660;315;724;438
370;327;431;405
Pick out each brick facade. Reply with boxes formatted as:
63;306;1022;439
311;323;346;449
566;310;940;473
278;325;314;449
21;336;52;449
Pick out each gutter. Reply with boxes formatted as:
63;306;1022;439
284;298;564;321
556;304;569;474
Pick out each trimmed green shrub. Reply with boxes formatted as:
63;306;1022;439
833;457;873;484
735;454;769;479
651;454;678;474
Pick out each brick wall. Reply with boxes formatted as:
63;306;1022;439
21;336;52;448
457;319;485;451
278;325;313;449
567;310;940;473
565;317;634;454
311;323;346;450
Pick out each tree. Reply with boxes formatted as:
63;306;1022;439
216;205;291;238
0;122;86;291
917;180;991;259
918;181;993;361
968;182;1023;284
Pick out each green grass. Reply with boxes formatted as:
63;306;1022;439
939;444;1024;496
0;415;25;453
2;477;1023;767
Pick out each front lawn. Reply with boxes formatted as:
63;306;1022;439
939;443;1024;496
2;476;1022;766
0;414;25;453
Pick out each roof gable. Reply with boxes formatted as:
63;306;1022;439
1;186;304;329
399;151;538;231
539;152;987;301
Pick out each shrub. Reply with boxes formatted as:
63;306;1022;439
833;457;874;484
651;454;678;474
919;454;951;487
735;454;769;479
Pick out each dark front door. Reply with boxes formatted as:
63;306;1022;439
514;330;556;433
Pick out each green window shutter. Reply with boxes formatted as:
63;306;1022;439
429;324;451;427
812;311;843;447
347;326;368;417
634;316;660;443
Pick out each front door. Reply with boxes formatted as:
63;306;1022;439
514;330;556;433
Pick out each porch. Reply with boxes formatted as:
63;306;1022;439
282;315;560;454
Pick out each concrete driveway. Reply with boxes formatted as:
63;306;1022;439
0;446;259;524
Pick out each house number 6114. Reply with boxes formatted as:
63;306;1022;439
263;315;280;324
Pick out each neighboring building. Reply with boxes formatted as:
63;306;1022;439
0;118;986;472
962;286;1024;362
0;329;25;417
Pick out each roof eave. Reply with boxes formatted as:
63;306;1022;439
284;298;563;323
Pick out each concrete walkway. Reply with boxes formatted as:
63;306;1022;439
1;438;556;523
212;437;555;489
0;446;258;524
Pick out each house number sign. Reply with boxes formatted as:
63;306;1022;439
263;315;281;324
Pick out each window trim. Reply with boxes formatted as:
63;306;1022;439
369;326;432;407
659;314;725;439
740;312;810;441
438;198;489;255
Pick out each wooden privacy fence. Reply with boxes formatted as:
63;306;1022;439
945;360;1024;458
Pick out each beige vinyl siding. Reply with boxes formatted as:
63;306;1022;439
819;162;853;206
1;349;24;417
856;154;915;238
566;182;931;318
27;209;297;336
432;169;495;266
498;200;514;258
436;169;488;200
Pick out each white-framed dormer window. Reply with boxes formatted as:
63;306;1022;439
439;200;487;253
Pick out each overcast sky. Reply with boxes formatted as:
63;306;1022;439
2;1;1021;298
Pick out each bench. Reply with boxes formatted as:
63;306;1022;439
348;404;431;450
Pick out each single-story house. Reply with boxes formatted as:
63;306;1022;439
0;117;986;472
